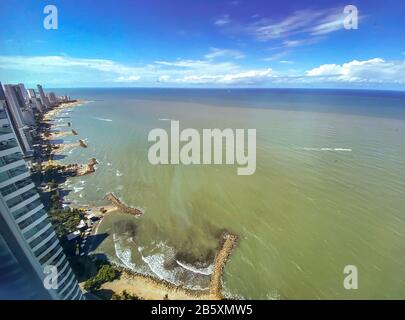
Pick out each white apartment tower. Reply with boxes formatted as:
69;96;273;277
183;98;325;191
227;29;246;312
0;83;83;300
37;84;50;109
3;85;33;154
27;89;36;99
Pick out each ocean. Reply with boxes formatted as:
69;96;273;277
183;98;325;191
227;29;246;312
50;88;405;299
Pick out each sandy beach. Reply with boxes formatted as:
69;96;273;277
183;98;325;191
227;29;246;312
101;270;212;300
43;100;87;121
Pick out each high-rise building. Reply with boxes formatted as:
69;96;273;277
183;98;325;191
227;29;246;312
0;84;83;300
27;89;37;99
3;84;33;155
48;92;58;105
31;98;44;114
37;85;50;109
17;83;29;102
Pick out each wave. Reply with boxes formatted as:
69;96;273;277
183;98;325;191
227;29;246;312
73;187;84;193
116;170;123;177
300;147;352;152
175;260;213;275
113;237;211;291
141;253;179;285
95;117;113;122
113;234;138;271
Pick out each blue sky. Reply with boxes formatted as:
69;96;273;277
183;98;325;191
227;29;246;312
1;0;405;89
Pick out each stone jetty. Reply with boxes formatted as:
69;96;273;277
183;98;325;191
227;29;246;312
209;232;238;299
104;192;144;216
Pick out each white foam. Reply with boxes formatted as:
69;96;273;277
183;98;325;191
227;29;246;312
141;253;179;285
175;260;213;275
300;147;352;152
114;234;138;271
95;117;113;122
73;186;84;193
116;170;123;177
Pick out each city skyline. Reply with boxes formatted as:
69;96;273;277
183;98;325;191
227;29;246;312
1;0;405;89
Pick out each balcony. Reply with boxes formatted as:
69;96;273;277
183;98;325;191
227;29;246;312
0;124;12;136
0;164;29;184
0;152;24;167
7;187;38;209
2;181;35;202
12;198;43;221
0;109;7;120
0;138;18;152
10;192;40;213
17;207;47;230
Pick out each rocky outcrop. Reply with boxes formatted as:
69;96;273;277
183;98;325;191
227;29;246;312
77;158;98;176
104;192;143;216
79;139;87;148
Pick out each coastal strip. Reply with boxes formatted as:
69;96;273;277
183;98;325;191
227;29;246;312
104;192;144;216
94;231;238;300
101;267;211;300
209;232;238;299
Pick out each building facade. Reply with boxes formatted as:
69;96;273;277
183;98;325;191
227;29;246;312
3;84;34;155
0;85;83;300
37;84;50;110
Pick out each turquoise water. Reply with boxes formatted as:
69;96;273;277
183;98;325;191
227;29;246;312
51;88;405;299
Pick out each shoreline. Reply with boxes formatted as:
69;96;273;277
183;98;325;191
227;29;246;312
41;99;240;300
94;232;238;300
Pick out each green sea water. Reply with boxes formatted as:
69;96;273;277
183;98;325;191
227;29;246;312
52;88;405;299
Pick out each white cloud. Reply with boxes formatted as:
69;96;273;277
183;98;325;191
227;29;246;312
114;75;141;82
2;54;405;88
263;51;290;61
309;13;346;35
305;58;405;83
158;68;273;85
157;75;170;82
306;63;343;76
214;14;231;26
282;37;322;48
204;48;245;60
0;55;145;83
243;8;352;43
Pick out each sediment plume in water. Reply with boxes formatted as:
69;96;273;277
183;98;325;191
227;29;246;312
105;192;144;216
